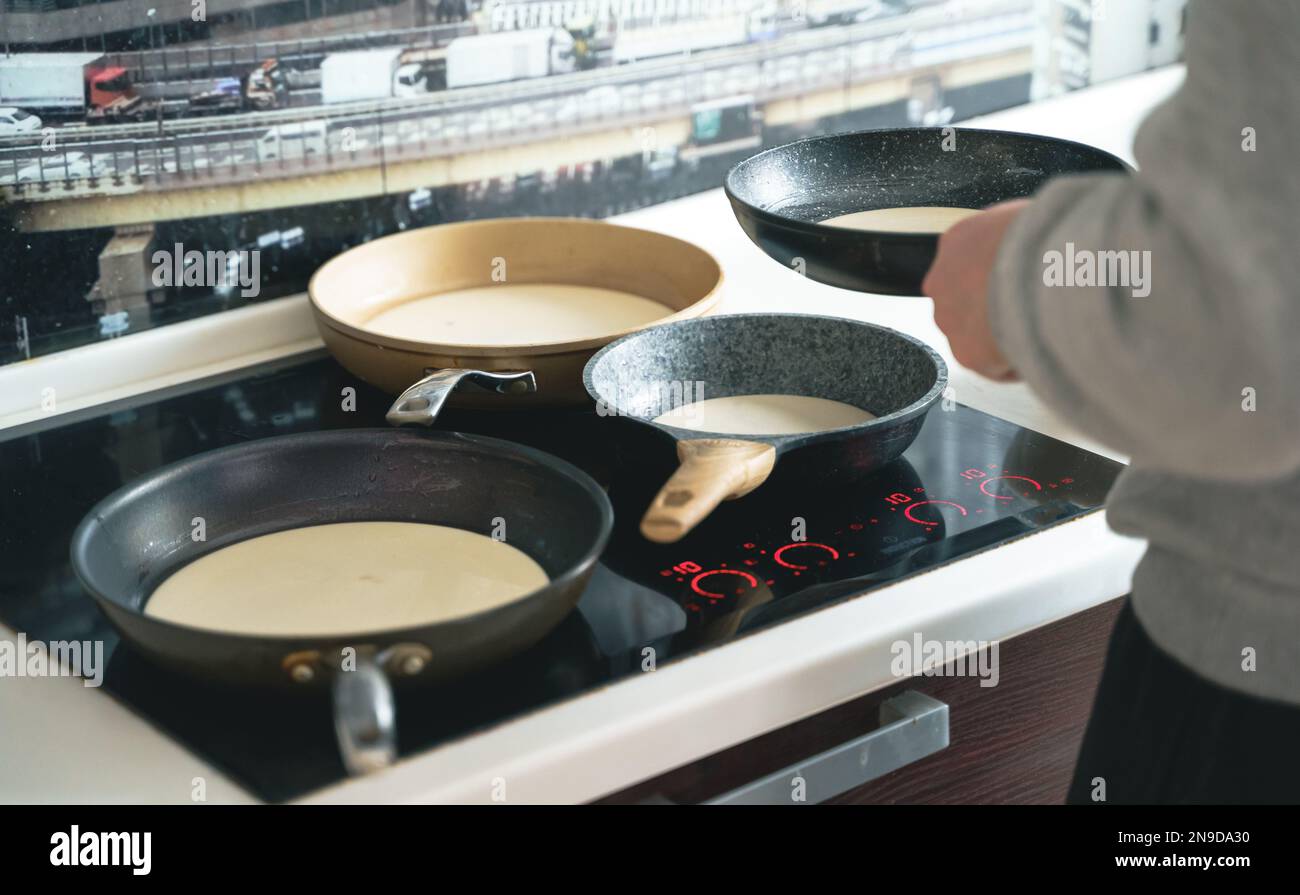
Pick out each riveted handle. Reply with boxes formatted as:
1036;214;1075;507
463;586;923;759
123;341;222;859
386;368;537;426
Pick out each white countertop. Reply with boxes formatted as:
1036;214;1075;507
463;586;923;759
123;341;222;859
0;66;1182;804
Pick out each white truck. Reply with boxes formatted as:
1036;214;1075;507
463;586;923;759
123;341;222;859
0;52;145;121
445;29;577;90
318;48;431;104
611;17;749;63
0;52;96;112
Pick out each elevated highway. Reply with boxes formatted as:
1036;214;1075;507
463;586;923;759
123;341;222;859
1;0;1034;232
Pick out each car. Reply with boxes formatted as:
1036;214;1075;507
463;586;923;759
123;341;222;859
487;105;516;134
407;187;433;212
0;107;41;137
581;85;620;120
16;151;112;183
853;0;906;24
254;120;327;162
553;96;578;126
440;114;467;143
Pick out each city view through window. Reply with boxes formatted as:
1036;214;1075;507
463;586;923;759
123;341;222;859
0;0;1184;365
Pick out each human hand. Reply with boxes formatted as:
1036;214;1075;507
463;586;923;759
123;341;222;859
921;199;1031;382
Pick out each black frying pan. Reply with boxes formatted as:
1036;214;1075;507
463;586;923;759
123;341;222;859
725;126;1131;295
583;314;946;543
70;429;612;774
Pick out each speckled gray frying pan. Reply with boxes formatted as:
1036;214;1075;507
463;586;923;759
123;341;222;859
583;313;947;543
725;127;1131;295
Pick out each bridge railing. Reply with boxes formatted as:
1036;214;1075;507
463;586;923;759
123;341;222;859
105;21;478;84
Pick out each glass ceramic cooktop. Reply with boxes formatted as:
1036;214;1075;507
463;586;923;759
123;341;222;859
0;351;1121;801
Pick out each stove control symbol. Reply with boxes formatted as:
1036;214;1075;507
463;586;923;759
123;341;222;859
690;569;760;600
978;475;1043;502
903;500;968;528
773;542;840;570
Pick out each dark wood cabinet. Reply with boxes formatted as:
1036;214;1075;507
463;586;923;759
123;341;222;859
599;598;1124;805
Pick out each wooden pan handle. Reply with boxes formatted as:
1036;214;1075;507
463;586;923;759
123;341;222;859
641;439;777;544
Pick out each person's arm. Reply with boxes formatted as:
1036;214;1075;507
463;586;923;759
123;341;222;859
930;0;1300;483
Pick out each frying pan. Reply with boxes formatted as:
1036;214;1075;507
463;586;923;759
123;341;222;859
307;217;723;426
724;127;1131;295
583;314;946;543
70;429;612;775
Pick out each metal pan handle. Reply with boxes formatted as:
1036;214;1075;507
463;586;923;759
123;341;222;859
328;644;433;776
332;653;396;776
386;368;537;426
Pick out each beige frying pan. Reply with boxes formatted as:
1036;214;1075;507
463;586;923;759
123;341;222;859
307;217;723;424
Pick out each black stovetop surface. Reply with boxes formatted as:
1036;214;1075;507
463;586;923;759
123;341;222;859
0;351;1121;801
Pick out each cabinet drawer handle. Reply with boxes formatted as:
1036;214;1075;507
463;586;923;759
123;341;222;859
703;691;949;805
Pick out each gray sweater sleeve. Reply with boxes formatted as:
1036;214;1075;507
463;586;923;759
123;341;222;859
986;0;1300;483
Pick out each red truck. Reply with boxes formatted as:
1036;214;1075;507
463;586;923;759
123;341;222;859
0;52;150;123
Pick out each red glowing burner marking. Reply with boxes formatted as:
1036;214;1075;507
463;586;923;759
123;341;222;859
690;569;759;599
904;500;968;527
979;475;1043;501
773;542;840;570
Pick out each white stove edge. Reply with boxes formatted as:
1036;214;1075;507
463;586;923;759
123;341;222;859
0;294;321;431
0;67;1181;804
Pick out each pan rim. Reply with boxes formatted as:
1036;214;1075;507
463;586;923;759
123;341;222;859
723;125;1133;239
306;216;725;357
581;311;948;449
69;428;614;647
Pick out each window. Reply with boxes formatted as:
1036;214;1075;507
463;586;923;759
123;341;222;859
94;73;131;92
0;0;1185;366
